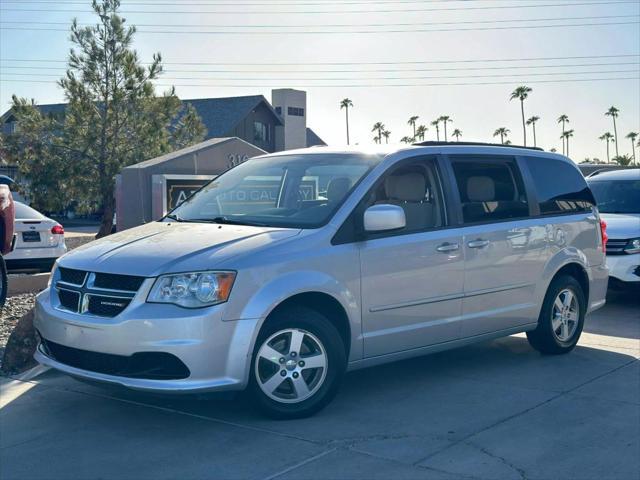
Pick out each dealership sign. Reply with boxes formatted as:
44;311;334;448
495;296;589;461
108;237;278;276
151;175;215;218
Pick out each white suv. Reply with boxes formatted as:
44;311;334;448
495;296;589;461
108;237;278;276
588;168;640;286
34;144;608;418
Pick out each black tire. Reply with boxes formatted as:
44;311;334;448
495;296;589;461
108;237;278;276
527;275;586;355
249;306;346;419
0;255;7;308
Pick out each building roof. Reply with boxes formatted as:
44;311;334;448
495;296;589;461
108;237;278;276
122;137;266;170
306;128;326;147
1;95;283;140
1;102;67;123
182;95;282;139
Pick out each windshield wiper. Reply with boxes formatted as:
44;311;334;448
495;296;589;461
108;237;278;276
210;216;267;227
164;213;183;222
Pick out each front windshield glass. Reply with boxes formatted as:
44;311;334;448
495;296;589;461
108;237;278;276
168;153;381;228
589;179;640;214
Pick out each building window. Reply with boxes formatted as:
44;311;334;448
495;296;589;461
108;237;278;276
254;121;269;143
275;106;282;115
287;107;305;117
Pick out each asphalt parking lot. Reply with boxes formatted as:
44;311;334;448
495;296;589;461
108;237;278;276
1;288;638;480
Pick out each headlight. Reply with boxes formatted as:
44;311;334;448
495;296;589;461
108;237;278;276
147;271;236;308
624;238;640;254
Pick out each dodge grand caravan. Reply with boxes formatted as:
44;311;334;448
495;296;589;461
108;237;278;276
34;143;608;418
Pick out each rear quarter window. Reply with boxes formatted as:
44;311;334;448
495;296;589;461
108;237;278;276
524;157;595;215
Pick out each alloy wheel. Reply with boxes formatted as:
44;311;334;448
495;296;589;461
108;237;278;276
551;288;580;342
255;328;327;404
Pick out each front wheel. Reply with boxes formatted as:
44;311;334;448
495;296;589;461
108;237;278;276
249;306;346;419
527;275;586;355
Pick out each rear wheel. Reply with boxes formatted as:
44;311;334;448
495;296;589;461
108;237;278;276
527;275;586;355
0;255;7;308
249;306;346;419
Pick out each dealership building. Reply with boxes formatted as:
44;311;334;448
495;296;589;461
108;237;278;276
1;88;326;229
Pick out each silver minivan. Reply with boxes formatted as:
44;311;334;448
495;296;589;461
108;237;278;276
34;144;609;418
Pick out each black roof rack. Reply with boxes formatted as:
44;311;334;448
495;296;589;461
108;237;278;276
412;141;544;151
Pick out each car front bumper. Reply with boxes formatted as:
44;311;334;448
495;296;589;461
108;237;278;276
33;287;260;393
606;254;640;283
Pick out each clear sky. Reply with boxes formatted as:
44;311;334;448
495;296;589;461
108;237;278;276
1;0;639;162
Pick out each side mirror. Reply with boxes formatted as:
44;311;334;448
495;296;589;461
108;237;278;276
363;204;406;233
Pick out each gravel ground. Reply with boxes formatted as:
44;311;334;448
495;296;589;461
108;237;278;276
0;293;36;361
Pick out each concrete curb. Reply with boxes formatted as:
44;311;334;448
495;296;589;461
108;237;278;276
8;273;50;296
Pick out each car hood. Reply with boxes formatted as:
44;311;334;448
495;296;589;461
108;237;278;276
599;213;640;239
58;221;301;277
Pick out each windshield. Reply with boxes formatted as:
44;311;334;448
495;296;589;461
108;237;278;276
168;153;380;228
14;202;46;220
589;179;640;214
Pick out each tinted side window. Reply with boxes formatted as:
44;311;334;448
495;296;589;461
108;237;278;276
451;158;529;224
524;157;594;215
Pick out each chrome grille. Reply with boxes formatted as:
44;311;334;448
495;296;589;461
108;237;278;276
54;271;145;318
57;288;81;312
58;267;87;286
606;239;628;255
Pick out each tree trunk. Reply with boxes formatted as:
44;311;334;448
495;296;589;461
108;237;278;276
96;191;115;239
444;123;448;142
566;138;570;157
521;100;526;146
612;117;619;157
606;141;610;163
561;121;565;155
532;123;537;147
345;108;350;145
632;139;636;164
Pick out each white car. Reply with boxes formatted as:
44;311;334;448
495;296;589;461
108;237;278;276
4;202;67;272
588;169;640;286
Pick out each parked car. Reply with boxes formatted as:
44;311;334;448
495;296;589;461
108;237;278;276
587;168;640;287
0;176;16;307
4;202;67;272
34;143;608;418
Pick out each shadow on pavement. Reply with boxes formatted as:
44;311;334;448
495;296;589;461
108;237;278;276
584;285;640;340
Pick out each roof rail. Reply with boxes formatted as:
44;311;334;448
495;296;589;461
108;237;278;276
412;141;544;151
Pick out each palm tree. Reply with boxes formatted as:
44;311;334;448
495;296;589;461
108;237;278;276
599;132;615;163
605;106;620;157
510;85;532;146
372;122;385;144
452;128;462;141
339;98;353;145
439;116;452;141
625;132;638;164
493;127;510;144
382;130;391;144
415;125;427;141
408;116;419;138
615;154;633;166
430;119;441;141
563;129;575;157
526;116;540;147
400;136;414;144
557;114;569;155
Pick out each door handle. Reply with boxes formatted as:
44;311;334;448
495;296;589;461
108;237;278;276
436;242;460;253
467;239;490;248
